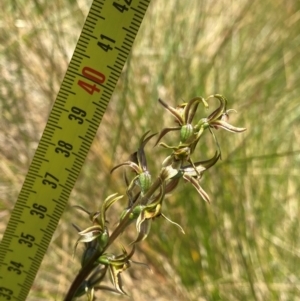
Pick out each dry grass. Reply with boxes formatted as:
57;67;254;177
1;0;300;300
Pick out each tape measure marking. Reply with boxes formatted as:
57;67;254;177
0;0;151;300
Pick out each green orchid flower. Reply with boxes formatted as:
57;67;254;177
96;245;136;295
130;176;185;245
72;193;123;264
163;151;221;202
195;94;247;157
155;96;208;149
111;131;156;196
156;95;246;158
72;223;107;268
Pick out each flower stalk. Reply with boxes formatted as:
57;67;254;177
64;94;246;301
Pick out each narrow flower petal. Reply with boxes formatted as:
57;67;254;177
108;265;128;295
73;206;102;226
181;151;220;176
210;120;247;133
137;131;157;171
161;155;174;167
136;210;146;232
161;165;180;180
103;193;123;211
99;193;123;227
184;96;208;124
180;165;205;177
73;205;90;215
158;141;182;150
165;177;180;193
73;225;103;255
155;127;181;146
139;131;157;149
110;161;142;174
206;94;227;121
109;245;135;264
158;98;184;124
195;151;220;169
183;173;211;203
94;285;123;295
161;213;185;234
78;225;103;240
130;219;152;245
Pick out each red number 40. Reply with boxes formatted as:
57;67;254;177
78;67;106;95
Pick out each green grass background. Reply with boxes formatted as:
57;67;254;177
1;0;300;300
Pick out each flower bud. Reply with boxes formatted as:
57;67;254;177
138;171;152;193
180;124;194;143
98;229;109;252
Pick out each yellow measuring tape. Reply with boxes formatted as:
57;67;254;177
0;0;150;299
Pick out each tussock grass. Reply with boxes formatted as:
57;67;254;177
1;0;300;300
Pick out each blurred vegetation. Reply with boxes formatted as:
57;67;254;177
1;0;300;300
